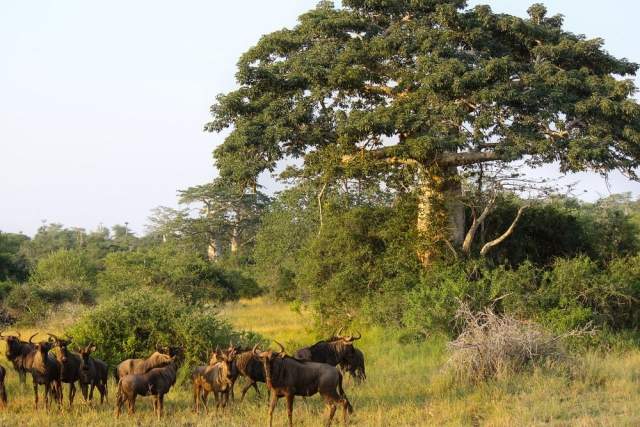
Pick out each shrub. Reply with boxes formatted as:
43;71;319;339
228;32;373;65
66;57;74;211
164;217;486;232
97;251;154;294
67;287;263;373
4;283;49;323
67;288;186;367
31;249;96;285
537;256;640;331
447;304;582;382
97;244;241;303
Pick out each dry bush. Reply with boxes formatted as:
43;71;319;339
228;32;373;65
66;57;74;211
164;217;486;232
447;303;591;382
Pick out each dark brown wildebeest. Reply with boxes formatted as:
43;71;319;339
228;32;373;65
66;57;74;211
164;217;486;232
48;334;82;408
294;329;364;381
192;350;234;413
28;335;62;410
115;351;174;381
78;343;108;404
256;342;353;427
0;364;7;408
0;331;36;385
339;347;366;383
232;346;265;400
115;356;177;419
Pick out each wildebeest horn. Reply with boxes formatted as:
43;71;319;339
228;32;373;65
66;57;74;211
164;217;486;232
336;326;345;337
28;333;38;344
351;330;362;341
47;333;60;342
252;344;259;354
274;340;285;354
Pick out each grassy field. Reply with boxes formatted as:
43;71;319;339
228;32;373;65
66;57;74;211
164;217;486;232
0;298;639;426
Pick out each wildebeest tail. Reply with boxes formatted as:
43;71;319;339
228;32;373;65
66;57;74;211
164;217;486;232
116;377;123;401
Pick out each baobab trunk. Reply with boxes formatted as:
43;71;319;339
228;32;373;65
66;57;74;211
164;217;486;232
416;165;465;266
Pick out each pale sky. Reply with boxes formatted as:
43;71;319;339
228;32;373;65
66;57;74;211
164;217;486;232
1;1;639;236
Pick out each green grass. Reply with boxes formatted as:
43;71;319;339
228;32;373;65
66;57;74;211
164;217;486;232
0;298;639;426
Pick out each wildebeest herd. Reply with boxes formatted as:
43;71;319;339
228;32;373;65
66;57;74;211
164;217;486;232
0;328;365;426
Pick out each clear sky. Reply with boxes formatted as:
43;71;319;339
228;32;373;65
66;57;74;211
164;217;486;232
1;1;639;236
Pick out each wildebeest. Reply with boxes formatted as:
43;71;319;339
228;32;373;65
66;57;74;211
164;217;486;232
0;331;35;385
192;350;234;413
29;335;62;410
256;342;353;427
49;334;82;407
78;343;108;404
0;365;7;408
232;346;265;400
339;347;366;383
116;356;177;419
294;329;364;382
115;350;174;381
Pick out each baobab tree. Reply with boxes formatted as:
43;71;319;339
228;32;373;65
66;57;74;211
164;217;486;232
206;1;640;264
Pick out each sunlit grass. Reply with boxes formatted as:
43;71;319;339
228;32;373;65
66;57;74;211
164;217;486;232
0;298;639;426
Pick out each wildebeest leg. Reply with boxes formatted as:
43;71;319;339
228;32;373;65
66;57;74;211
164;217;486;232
89;381;95;401
0;382;7;407
152;395;159;419
33;382;38;409
203;389;210;414
128;394;136;415
158;394;164;419
44;383;50;411
286;394;295;427
80;382;88;402
19;370;26;387
240;380;254;401
97;383;105;404
192;384;199;413
69;382;76;407
341;398;351;425
268;392;279;427
324;400;337;427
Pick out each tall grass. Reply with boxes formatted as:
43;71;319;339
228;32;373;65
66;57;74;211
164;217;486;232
0;298;638;426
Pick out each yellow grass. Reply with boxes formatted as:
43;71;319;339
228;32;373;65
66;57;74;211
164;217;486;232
0;298;639;426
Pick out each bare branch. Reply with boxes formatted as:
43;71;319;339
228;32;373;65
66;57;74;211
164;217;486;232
317;181;328;236
480;205;528;256
462;193;497;254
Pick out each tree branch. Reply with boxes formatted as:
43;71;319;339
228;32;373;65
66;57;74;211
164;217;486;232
462;194;497;254
480;205;528;256
317;181;328;236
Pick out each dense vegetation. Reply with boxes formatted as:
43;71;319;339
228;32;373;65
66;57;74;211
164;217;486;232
1;0;640;424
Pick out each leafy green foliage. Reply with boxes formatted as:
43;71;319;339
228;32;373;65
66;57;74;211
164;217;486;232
31;249;96;286
0;232;29;282
97;243;255;303
67;287;264;372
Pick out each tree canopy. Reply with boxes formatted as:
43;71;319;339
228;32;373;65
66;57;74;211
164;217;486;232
206;1;640;262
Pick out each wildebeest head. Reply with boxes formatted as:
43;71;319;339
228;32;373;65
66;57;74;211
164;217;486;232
30;334;54;356
254;341;287;386
79;342;97;371
156;343;184;365
48;333;73;363
0;331;30;359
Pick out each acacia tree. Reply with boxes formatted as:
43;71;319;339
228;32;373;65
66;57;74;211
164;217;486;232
206;1;640;264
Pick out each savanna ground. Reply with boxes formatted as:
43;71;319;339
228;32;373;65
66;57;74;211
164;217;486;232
0;298;639;426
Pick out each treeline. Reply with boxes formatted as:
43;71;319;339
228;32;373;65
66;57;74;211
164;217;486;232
1;183;640;344
248;181;640;337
